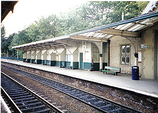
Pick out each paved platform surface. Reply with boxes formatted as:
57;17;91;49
1;59;158;98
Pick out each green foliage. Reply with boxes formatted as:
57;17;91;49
2;1;148;58
87;1;148;23
37;15;60;38
1;31;15;56
1;26;5;38
26;24;40;41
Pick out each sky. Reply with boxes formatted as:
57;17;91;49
2;0;87;37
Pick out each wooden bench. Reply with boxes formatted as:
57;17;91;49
102;66;121;75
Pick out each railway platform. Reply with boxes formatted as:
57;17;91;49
1;59;158;98
0;95;12;113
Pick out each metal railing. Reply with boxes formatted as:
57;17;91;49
1;56;23;61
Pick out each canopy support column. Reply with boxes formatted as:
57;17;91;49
99;42;103;71
134;38;138;66
17;50;18;61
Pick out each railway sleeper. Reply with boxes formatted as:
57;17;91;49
89;99;103;105
61;88;69;92
55;86;64;90
75;93;85;97
79;95;91;100
94;101;109;107
11;95;32;100
69;90;78;94
18;102;43;108
8;93;29;97
1;73;55;113
3;66;142;113
16;99;39;105
13;97;35;102
100;104;117;111
21;104;47;112
109;107;126;113
29;108;51;113
69;91;81;96
63;89;73;93
10;88;24;91
9;91;28;95
86;98;97;103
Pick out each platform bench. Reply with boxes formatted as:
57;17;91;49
102;66;121;75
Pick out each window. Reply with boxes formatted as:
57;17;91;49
66;54;71;62
56;54;59;61
121;45;130;65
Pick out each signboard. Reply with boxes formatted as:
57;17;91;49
140;44;150;49
138;51;142;63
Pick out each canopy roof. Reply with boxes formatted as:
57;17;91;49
70;11;158;41
13;11;158;51
1;0;18;22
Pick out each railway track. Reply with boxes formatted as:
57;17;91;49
1;72;63;113
2;65;142;113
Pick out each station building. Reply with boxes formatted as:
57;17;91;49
15;35;108;71
13;2;158;79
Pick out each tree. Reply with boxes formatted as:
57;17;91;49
26;24;40;41
1;33;15;56
36;15;60;38
1;25;5;38
1;26;6;55
7;1;148;51
92;1;149;23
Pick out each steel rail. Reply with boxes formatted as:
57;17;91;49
2;65;143;113
1;86;22;113
1;71;64;113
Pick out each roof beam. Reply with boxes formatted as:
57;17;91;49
71;35;107;42
56;39;79;47
101;28;139;37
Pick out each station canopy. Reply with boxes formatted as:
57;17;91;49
13;11;158;51
1;0;18;22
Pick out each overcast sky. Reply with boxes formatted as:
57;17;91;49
2;0;87;37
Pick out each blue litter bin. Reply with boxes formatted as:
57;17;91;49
132;66;139;80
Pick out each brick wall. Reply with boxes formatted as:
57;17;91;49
110;36;142;74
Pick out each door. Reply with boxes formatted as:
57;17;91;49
80;53;83;69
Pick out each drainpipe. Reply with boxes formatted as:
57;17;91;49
132;37;139;80
134;38;138;66
108;39;110;66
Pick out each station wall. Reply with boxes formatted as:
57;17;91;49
73;48;78;69
78;42;91;70
26;51;31;63
83;42;92;70
110;36;142;75
23;52;27;59
141;23;158;79
109;23;158;79
103;42;108;68
21;25;158;79
23;41;108;71
31;51;36;63
36;50;42;64
66;47;78;69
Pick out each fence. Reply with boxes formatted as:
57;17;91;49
1;56;23;61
